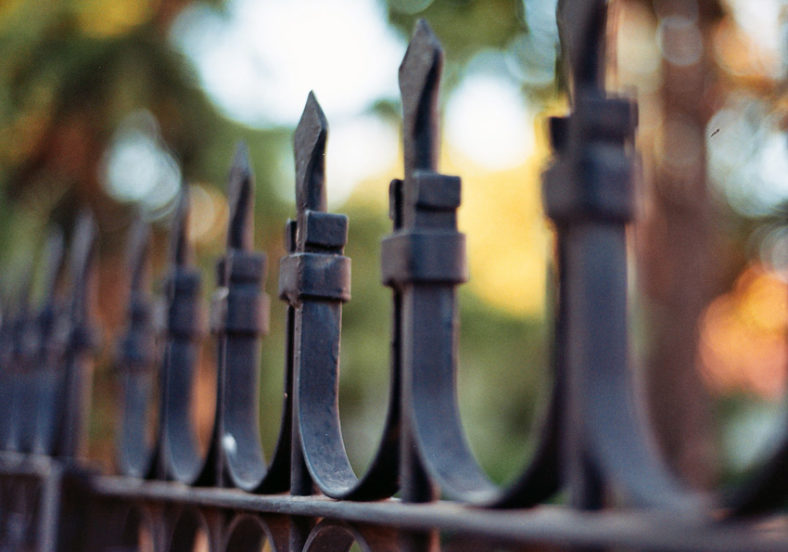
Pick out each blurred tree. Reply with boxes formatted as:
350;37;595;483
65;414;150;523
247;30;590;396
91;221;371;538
625;0;725;488
0;0;557;475
624;0;787;487
2;0;781;486
0;0;294;261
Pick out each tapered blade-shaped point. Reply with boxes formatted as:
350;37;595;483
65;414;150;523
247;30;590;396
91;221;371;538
399;19;443;174
227;141;254;251
42;228;64;302
294;91;328;213
17;257;34;312
127;216;151;292
399;19;442;114
68;209;97;317
70;210;96;282
557;0;607;90
169;185;191;267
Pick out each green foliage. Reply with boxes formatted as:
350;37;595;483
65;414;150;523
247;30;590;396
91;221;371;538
387;0;526;63
0;0;555;476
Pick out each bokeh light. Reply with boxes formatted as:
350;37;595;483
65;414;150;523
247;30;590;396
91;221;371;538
700;264;787;400
170;0;405;127
446;70;536;170
100;110;181;219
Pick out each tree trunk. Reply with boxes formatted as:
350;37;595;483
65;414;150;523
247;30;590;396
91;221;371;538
637;0;723;488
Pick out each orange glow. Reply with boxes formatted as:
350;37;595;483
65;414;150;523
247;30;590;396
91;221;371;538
713;17;780;87
187;183;229;248
700;265;787;400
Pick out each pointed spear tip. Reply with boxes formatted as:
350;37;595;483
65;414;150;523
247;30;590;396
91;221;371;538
45;227;65;262
295;91;328;147
128;216;151;291
399;19;443;174
67;209;97;312
306;89;320;110
170;184;190;266
414;18;437;41
399;19;442;81
294;91;328;212
18;255;35;309
75;208;96;235
42;227;64;298
231;141;252;176
398;19;443;131
72;209;97;264
227;142;254;250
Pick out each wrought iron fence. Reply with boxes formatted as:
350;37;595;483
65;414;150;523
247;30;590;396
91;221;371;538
1;3;787;551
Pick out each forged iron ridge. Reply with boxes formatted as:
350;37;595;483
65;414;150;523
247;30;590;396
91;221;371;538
294;91;328;214
227;142;254;252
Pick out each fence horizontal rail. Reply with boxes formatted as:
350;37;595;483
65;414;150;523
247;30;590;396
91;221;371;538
2;456;788;552
1;4;787;552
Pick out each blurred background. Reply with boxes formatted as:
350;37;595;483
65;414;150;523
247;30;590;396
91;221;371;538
0;0;785;491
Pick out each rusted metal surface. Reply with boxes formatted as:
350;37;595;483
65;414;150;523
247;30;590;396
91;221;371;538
0;8;787;552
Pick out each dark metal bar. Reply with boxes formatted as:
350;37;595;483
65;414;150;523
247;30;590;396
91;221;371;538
57;211;97;460
550;0;702;514
116;217;156;478
196;143;290;492
79;473;788;552
285;218;311;498
31;230;66;456
282;92;399;501
13;260;38;455
387;20;563;509
150;188;203;482
0;262;34;454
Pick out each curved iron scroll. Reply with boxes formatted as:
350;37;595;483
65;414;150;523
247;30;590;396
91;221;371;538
195;143;292;492
380;19;563;508
30;230;66;456
148;188;204;482
117;149;294;491
116;217;156;477
282;92;401;501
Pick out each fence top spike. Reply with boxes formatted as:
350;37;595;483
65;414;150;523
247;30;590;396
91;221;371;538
68;209;97;318
294;91;327;214
227;141;254;251
127;216;150;293
42;227;64;303
16;256;35;314
399;18;443;176
557;0;607;92
169;185;191;267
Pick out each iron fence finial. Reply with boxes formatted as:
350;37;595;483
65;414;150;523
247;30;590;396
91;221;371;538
399;18;442;177
294;91;327;214
67;210;96;321
227;142;254;252
127;217;151;295
169;185;191;268
42;229;64;303
557;0;608;93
